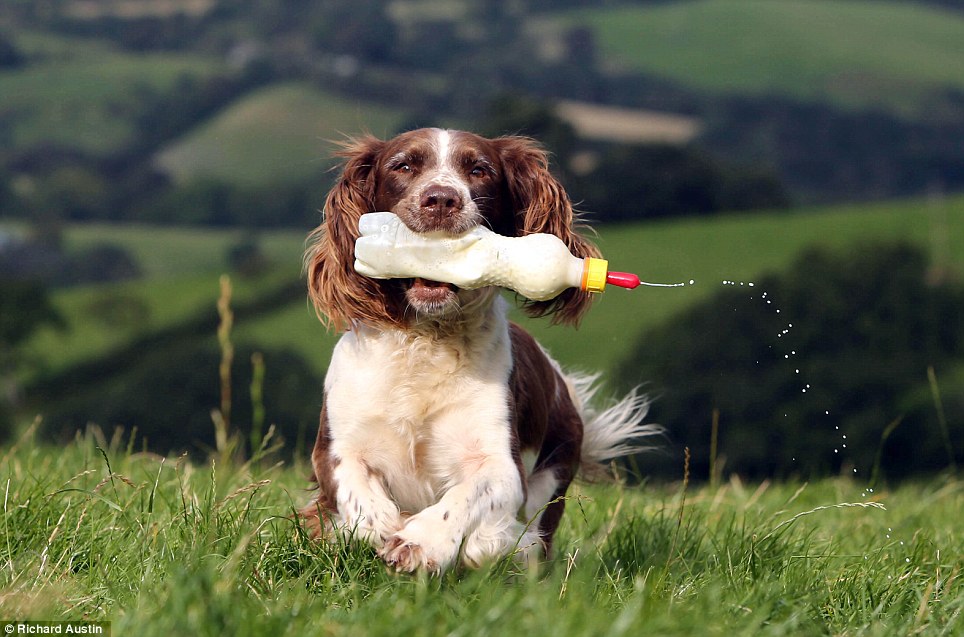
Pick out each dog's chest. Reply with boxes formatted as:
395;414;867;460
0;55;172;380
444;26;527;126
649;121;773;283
325;325;512;511
328;324;509;442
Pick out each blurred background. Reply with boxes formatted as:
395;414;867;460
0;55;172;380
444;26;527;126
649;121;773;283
0;0;961;482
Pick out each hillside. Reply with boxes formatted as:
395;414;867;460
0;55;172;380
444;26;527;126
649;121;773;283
2;0;964;223
154;82;409;187
0;32;222;155
22;194;964;383
560;0;964;119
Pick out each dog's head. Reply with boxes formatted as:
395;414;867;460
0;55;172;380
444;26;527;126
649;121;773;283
306;128;600;330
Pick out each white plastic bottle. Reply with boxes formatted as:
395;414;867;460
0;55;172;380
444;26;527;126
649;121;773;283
353;212;641;301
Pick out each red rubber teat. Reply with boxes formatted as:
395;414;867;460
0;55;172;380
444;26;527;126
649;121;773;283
606;271;641;289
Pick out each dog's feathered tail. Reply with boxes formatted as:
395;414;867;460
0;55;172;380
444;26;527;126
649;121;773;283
565;372;662;477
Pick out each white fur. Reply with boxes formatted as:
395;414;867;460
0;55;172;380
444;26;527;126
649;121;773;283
420;129;481;229
532;349;661;469
567;372;662;467
325;297;528;571
323;295;657;571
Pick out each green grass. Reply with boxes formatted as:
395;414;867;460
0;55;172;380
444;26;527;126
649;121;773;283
60;222;307;279
20;272;296;379
0;430;960;635
14;223;309;379
153;82;410;187
0;32;223;155
560;0;964;118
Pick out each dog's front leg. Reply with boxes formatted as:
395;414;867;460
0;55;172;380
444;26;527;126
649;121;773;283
331;452;403;548
379;415;526;573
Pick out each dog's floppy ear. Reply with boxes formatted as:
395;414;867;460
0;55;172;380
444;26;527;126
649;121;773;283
306;135;405;331
496;136;600;326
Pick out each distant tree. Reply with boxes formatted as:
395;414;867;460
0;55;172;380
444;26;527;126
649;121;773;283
65;244;142;285
227;236;271;278
479;94;580;183
0;227;141;287
0;280;64;362
701;94;964;203
0;31;24;68
312;0;397;63
573;144;790;221
0;279;65;440
618;242;964;481
38;342;322;459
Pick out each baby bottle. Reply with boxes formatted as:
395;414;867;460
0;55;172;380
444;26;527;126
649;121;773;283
353;212;641;301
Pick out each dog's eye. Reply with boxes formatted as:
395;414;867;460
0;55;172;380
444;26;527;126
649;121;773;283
469;165;490;178
393;162;412;174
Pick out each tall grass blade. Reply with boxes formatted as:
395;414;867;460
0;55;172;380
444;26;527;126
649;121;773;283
216;274;234;443
927;365;957;470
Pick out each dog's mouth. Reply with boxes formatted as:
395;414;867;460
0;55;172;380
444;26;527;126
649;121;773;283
404;277;460;313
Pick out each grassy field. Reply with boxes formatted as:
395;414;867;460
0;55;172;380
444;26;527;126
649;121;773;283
0;32;223;155
0;430;960;635
153;82;411;187
560;0;964;118
18;193;964;381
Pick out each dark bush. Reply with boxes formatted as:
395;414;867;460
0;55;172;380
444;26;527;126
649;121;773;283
0;279;65;442
227;236;271;278
0;279;65;352
38;341;322;459
0;232;141;287
573;144;791;221
64;244;142;285
618;242;964;481
0;31;24;68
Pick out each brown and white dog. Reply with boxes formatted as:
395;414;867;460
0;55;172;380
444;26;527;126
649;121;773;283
301;128;655;573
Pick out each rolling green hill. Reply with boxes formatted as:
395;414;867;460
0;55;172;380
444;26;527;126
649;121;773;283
0;32;223;155
22;194;964;385
153;82;410;187
560;0;964;119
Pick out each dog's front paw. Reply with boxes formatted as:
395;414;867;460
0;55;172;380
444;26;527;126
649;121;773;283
461;519;544;569
379;536;441;574
378;517;460;574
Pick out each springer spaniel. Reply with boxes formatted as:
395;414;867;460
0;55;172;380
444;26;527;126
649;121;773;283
301;128;654;573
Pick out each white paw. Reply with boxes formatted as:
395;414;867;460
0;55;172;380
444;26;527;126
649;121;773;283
338;497;402;548
378;516;460;574
462;518;544;568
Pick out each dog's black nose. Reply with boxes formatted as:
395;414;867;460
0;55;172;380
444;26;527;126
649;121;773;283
419;185;463;219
